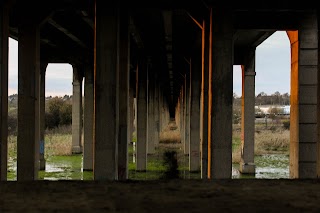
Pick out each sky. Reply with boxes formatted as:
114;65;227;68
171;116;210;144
8;30;290;97
233;30;291;97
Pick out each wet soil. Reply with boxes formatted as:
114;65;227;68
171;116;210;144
1;178;320;212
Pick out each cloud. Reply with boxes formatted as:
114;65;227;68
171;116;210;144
8;38;74;96
9;31;291;98
45;64;73;97
233;31;290;97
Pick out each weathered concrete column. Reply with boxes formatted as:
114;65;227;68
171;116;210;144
182;83;187;152
288;10;319;178
184;63;191;155
118;10;130;180
201;14;209;179
0;5;9;181
147;70;155;154
154;77;160;148
94;6;119;180
208;9;233;179
136;59;148;171
239;50;256;174
17;13;40;181
72;66;83;154
179;88;185;145
159;91;164;132
189;53;201;172
129;87;135;142
39;63;48;170
83;68;94;171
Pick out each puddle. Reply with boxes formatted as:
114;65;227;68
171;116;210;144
7;153;290;181
232;154;289;179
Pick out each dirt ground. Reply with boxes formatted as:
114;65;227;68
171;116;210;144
1;178;320;212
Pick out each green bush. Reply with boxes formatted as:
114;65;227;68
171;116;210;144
45;97;72;129
282;120;290;130
8;107;17;135
60;103;72;125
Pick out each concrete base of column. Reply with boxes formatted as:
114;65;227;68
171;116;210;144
39;160;46;170
239;162;256;174
72;146;82;154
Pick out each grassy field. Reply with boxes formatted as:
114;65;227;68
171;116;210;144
6;121;290;180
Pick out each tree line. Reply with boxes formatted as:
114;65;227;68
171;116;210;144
233;91;290;106
8;96;73;135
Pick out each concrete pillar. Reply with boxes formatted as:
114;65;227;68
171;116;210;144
118;10;130;180
0;5;9;181
129;87;135;142
159;91;164;132
147;70;155;154
201;15;209;179
184;63;191;155
287;31;299;178
83;68;94;171
182;83;187;152
39;63;48;170
208;9;233;179
136;59;148;171
239;50;256;174
288;10;319;178
17;15;40;181
94;6;119;180
189;53;201;172
154;78;160;148
72;67;83;154
160;88;168;132
180;86;185;146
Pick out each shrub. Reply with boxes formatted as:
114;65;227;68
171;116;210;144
282;120;290;130
161;150;179;179
8;107;18;135
45;97;72;129
60;103;72;125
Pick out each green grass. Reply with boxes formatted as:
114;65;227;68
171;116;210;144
232;134;241;151
39;154;93;180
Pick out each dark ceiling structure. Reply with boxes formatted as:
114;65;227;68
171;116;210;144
7;1;314;115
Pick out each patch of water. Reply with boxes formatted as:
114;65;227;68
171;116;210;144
232;154;289;179
7;153;290;180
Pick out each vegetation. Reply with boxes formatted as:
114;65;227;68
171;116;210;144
6;91;291;180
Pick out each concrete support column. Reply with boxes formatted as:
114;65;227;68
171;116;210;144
189;53;201;172
154;78;160;148
94;6;119;180
39;63;48;171
159;91;164;132
182;83;187;152
83;68;94;171
118;10;130;180
179;88;184;145
184;63;191;155
208;9;233;179
175;99;180;130
287;30;299;178
288;10;319;178
17;15;40;181
147;71;155;154
0;5;9;181
72;67;83;154
201;14;210;179
136;58;148;171
239;50;256;174
129;87;134;142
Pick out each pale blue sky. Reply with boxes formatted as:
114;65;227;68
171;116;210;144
8;30;290;97
233;31;291;97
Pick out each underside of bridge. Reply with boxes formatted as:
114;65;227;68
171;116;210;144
6;2;312;115
2;1;320;181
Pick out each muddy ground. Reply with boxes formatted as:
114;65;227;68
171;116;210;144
1;178;320;212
